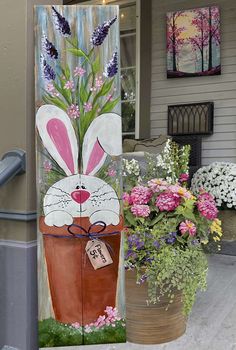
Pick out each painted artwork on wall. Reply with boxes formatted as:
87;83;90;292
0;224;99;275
167;6;221;78
35;5;125;347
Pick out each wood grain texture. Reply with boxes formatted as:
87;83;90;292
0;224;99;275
150;0;236;165
125;270;186;345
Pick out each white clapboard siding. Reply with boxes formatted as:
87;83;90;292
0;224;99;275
150;0;236;164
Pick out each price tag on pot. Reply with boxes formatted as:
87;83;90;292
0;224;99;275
85;239;113;270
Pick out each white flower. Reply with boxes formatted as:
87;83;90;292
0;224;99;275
191;162;236;209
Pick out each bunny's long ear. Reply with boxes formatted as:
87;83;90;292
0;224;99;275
82;113;122;175
36;105;78;176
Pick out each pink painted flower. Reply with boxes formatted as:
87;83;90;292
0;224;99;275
131;204;150;218
130;186;152;205
179;173;189;183
148;179;169;192
74;66;86;77
156;192;181;211
46;82;59;96
71;322;81;329
95;75;103;88
84;102;92;112
108;167;116;177
84;325;92;333
43;160;52;172
67;104;80;119
64;80;75;90
123;192;132;206
197;200;218;220
179;220;197;236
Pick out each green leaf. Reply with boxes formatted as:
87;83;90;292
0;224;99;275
125;210;137;227
42;94;67;112
92;78;114;106
100;97;120;114
150;212;165;226
67;48;89;61
65;64;71;80
79;81;89;104
92;55;100;74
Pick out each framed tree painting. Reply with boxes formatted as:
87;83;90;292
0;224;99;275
167;6;221;78
35;5;125;347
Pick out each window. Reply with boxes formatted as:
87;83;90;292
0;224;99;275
120;3;136;137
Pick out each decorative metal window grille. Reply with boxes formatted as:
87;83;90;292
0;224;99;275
168;102;214;136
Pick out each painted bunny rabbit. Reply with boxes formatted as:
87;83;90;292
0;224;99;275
36;105;122;227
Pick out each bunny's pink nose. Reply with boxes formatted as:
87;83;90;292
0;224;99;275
71;190;90;204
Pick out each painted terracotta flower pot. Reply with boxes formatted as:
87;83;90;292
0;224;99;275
40;216;123;325
126;270;186;344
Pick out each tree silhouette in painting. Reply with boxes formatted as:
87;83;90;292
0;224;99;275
190;6;220;73
167;6;221;78
167;11;185;72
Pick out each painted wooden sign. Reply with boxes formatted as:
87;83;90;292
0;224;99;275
35;5;125;347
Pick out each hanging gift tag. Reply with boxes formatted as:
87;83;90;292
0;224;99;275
86;239;113;270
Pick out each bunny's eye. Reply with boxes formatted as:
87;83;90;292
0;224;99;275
76;185;80;189
81;185;86;189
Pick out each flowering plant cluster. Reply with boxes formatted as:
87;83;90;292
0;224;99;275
191;162;236;209
123;178;222;314
71;306;124;334
123;140;191;193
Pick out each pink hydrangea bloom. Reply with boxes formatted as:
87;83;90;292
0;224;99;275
156;192;181;211
67;104;80;119
179;220;197;236
148;179;169;192
84;102;92;112
131;204;150;217
130;186;152;205
123;192;132;206
198;191;215;203
197;200;218;220
74;66;86;77
179;173;189;183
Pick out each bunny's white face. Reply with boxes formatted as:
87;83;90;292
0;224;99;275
36;105;122;228
44;175;120;227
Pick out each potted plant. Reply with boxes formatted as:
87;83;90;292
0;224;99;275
191;162;236;241
122;141;222;344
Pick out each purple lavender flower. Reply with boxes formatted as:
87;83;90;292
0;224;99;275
41;56;56;81
52;6;71;37
104;52;118;78
42;34;58;59
91;16;117;46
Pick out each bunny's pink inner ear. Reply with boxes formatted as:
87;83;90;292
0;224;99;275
85;139;105;175
47;118;75;174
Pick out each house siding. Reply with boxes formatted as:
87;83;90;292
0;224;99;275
150;0;236;165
